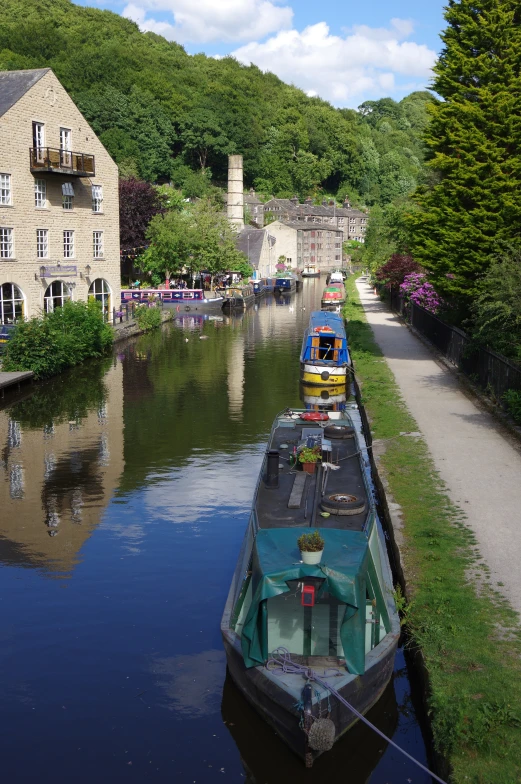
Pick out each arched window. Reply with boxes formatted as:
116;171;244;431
0;283;24;324
88;278;111;318
44;280;71;313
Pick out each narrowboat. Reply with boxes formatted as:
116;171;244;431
302;265;320;278
274;275;297;294
300;311;350;387
253;278;269;297
321;285;346;308
221;405;400;767
121;288;224;312
222;284;255;310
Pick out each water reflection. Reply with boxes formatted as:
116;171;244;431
0;360;123;575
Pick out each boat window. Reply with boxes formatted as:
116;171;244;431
267;579;346;658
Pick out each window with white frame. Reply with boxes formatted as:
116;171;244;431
63;230;74;258
0;228;13;258
62;195;73;210
0;283;24;324
0;174;11;206
62;182;74;210
44;280;71;313
35;179;46;208
37;229;48;259
93;231;103;258
92;185;103;213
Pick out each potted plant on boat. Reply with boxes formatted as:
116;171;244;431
298;445;321;474
297;530;325;565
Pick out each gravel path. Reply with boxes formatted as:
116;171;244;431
356;278;521;618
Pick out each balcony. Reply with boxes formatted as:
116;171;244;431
29;147;95;177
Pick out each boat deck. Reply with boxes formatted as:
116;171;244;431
256;416;368;532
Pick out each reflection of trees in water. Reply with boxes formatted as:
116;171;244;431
6;359;111;432
41;445;104;535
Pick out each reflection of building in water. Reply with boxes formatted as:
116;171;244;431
227;334;245;420
0;363;123;575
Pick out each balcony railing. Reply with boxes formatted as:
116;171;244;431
29;147;95;177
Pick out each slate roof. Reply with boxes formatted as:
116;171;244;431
236;228;273;268
264;197;366;220
281;221;343;233
0;69;50;118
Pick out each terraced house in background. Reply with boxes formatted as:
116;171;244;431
263;196;368;245
0;68;120;324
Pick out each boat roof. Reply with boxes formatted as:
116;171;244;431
255;411;370;535
308;310;345;335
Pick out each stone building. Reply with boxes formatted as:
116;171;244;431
0;68;120;324
235;227;275;277
263;196;368;245
268;220;343;271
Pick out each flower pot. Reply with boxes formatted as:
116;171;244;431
302;462;317;474
300;549;323;565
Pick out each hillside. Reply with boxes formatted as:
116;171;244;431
0;0;434;203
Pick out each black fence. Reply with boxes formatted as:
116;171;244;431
381;287;521;401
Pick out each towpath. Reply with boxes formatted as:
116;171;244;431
356;278;521;618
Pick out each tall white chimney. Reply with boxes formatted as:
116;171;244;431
227;154;244;231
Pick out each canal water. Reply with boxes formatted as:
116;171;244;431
0;280;431;783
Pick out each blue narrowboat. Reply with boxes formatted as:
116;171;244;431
300;311;350;386
274;275;297;294
253;279;269;297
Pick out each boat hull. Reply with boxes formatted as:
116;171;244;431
222;628;398;765
222;292;256;310
300;363;348;386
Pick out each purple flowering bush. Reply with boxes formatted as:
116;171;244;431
400;273;444;314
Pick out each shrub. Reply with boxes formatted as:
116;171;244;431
375;254;421;289
297;530;325;552
2;300;113;379
400;272;444;314
134;303;162;332
503;389;521;425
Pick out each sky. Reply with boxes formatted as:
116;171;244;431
77;0;446;108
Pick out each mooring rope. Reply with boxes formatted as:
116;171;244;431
266;647;448;784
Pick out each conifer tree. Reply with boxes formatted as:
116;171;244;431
409;0;521;308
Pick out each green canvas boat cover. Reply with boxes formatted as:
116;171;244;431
241;527;368;674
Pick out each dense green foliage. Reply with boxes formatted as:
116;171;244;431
470;250;521;360
140;199;250;285
3;300;113;378
0;0;432;204
408;0;521;305
134;304;162;332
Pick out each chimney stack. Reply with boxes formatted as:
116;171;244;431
227;155;244;231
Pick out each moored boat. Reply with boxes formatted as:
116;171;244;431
274;274;297;294
121;288;225;312
300;311;350;387
321;284;346;308
302;265;320;278
300;382;348;411
221;405;400;767
222;284;255;310
253;278;269;297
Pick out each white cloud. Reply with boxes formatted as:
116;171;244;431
123;0;293;44
230;20;436;106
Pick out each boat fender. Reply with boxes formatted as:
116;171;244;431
321;371;330;380
323;425;355;440
320;493;366;516
308;718;336;752
185;306;191;312
300;412;329;422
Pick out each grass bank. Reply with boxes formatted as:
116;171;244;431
344;275;521;783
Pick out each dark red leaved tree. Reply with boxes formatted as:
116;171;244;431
119;177;164;250
376;254;422;289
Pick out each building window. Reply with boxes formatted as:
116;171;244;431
0;174;11;206
35;179;46;208
89;278;111;318
338;218;344;224
44;280;71;312
93;231;104;258
92;185;103;213
0;227;13;258
63;230;74;258
32;122;45;159
37;229;48;259
0;283;24;324
62;182;74;210
60;127;72;167
62;195;73;210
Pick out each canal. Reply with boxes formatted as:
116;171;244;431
0;280;431;783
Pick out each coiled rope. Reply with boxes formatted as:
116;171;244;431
266;647;448;784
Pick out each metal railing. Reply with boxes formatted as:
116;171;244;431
380;287;521;400
29;147;95;176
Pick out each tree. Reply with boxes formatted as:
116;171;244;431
376;255;422;289
119;177;165;250
471;248;521;359
408;0;521;309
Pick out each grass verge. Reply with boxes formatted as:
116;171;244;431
344;275;521;783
